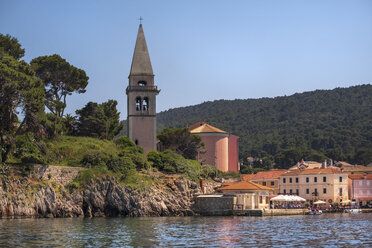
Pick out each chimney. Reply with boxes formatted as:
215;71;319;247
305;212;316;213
322;160;327;169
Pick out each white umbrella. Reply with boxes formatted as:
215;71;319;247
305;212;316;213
313;200;326;204
271;195;287;201
292;195;306;202
271;195;306;202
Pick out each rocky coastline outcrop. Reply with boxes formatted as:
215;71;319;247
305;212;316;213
0;165;219;218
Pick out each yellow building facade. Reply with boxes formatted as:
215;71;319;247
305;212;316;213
279;168;349;204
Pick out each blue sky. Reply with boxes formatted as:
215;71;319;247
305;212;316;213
1;0;371;119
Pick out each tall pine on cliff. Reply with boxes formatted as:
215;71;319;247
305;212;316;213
157;85;372;166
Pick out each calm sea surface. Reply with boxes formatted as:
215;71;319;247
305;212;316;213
0;213;371;247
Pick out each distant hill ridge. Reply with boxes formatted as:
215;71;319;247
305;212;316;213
157;84;372;164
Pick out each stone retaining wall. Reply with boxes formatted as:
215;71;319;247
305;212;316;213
32;164;85;186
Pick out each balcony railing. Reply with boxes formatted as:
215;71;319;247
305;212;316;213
126;85;159;92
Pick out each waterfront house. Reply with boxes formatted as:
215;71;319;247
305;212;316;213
348;174;372;207
217;181;274;210
279;168;349;204
243;170;288;195
189;122;239;172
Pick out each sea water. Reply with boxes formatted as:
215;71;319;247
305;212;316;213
0;213;371;247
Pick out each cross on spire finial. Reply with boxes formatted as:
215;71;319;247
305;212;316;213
139;16;143;24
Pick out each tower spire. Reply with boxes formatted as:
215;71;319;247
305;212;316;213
129;24;153;76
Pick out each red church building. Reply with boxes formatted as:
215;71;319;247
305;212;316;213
189;122;239;173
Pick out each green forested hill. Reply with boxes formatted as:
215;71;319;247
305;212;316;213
157;84;372;168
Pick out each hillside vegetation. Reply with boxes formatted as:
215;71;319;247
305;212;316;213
157;85;372;167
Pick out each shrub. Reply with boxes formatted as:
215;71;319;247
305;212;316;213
80;151;110;168
20;153;46;164
119;147;149;170
148;150;202;181
72;166;112;187
201;165;218;178
115;136;136;149
106;156;136;175
218;170;240;179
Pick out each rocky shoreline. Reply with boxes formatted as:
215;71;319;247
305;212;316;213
0;165;217;218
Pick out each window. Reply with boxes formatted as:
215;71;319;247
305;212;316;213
368;190;371;195
339;188;343;196
283;178;286;183
289;178;292;183
314;177;317;183
367;181;370;186
289;189;293;195
142;97;148;111
295;177;299;183
339;177;343;182
271;181;274;186
314;188;318;196
263;182;266;186
323;176;326;182
323;188;327;194
306;188;310;194
138;80;147;86
306;177;309;183
259;196;263;204
296;189;299;195
359;190;363;195
359;181;363;186
135;97;141;111
135;139;138;145
283;189;287;194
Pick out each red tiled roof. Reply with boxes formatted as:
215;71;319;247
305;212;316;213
342;166;372;172
217;181;274;191
241;174;255;181
348;175;372;180
250;170;288;180
283;168;344;176
189;121;227;134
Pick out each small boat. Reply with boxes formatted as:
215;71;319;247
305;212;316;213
307;209;322;215
344;208;361;213
344;205;362;213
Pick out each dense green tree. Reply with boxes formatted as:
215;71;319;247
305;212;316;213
353;148;372;165
0;34;25;60
157;85;372;166
157;128;205;160
30;54;89;117
76;100;123;140
0;36;45;163
62;114;77;136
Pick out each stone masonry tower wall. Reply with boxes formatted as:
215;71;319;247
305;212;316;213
127;24;159;154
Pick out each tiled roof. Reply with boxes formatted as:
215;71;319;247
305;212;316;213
189;122;227;134
217;181;274;191
282;168;344;176
348;174;372;180
289;161;322;170
341;166;372;172
241;174;255;181
250;170;288;180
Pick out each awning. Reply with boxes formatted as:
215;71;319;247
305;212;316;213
271;195;306;202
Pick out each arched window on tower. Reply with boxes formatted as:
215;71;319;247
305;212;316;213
142;97;149;111
136;97;141;111
138;80;147;86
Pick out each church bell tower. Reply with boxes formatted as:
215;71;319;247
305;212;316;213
126;24;159;154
